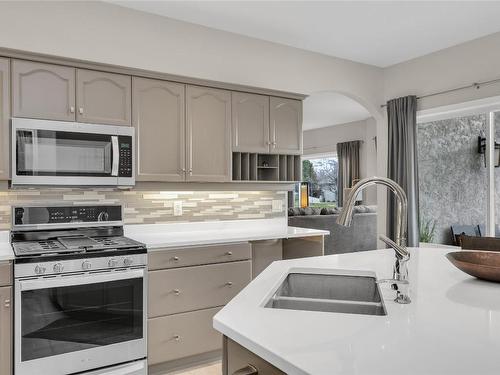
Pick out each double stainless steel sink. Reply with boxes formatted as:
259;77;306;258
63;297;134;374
265;272;387;316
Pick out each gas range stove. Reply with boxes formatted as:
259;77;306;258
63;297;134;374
11;205;148;375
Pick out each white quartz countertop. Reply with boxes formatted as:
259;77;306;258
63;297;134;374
0;231;13;261
0;219;328;261
125;219;329;250
214;247;500;375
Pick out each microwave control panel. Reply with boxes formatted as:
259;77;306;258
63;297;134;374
118;136;133;177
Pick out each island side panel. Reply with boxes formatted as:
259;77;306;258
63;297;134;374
283;235;324;259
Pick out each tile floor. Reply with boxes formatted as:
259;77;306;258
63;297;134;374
166;361;222;375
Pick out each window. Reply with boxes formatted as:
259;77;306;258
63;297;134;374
302;155;338;208
417;95;500;244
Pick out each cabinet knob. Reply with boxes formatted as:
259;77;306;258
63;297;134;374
79;107;84;115
172;256;180;262
173;334;180;341
232;364;258;375
173;289;181;295
188;168;193;175
225;281;233;287
225;251;233;256
70;106;75;113
272;141;277;147
4;299;10;308
180;168;186;173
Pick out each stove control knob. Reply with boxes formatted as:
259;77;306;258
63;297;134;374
123;257;133;267
34;265;46;275
53;263;64;273
108;258;118;268
82;261;92;271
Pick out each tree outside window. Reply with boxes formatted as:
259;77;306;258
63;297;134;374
302;156;338;208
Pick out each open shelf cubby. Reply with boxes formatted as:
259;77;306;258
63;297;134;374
232;152;301;182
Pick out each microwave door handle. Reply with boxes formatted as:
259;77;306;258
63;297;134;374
111;135;119;176
18;268;145;291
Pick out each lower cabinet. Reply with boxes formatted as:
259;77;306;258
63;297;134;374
147;244;252;371
224;336;285;375
148;306;222;365
0;262;12;375
0;286;11;375
149;260;252;317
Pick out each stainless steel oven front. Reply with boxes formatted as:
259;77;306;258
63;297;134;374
11;117;135;186
14;266;147;375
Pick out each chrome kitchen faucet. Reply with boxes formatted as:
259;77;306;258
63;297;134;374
336;176;411;304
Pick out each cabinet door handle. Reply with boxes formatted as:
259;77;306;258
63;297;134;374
173;289;181;295
79;107;84;115
70;106;75;114
4;299;10;308
233;364;258;375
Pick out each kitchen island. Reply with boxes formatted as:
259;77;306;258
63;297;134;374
214;247;500;375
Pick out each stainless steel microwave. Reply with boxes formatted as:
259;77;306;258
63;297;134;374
11;118;135;186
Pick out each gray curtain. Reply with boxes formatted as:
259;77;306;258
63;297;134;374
387;95;420;247
337;140;361;207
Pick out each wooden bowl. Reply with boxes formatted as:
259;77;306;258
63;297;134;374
446;251;500;282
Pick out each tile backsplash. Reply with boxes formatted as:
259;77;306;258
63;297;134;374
0;189;287;230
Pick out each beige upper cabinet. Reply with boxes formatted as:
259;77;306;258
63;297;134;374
12;60;76;121
133;77;186;181
270;97;303;154
0;59;9;180
76;69;131;126
186;86;231;182
232;92;270;153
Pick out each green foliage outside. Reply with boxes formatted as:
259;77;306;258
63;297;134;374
420;219;437;243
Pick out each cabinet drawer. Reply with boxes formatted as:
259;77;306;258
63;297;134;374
148;242;251;270
226;337;285;375
149;260;251;318
148;306;222;365
0;262;11;287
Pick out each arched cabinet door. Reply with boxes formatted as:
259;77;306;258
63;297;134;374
76;69;131;126
12;59;76;121
0;58;9;180
186;85;231;182
132;77;186;182
269;97;303;155
232;92;270;153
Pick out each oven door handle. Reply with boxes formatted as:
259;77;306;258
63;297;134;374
18;268;145;291
111;135;119;177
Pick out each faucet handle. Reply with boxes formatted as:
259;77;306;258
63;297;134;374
379;234;410;260
377;278;411;304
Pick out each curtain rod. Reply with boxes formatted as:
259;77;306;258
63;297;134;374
380;77;500;108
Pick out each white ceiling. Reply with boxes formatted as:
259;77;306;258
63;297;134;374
110;1;500;67
303;92;371;130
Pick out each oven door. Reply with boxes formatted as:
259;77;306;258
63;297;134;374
11;118;135;186
15;268;147;375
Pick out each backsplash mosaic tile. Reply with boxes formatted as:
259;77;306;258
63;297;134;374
0;189;287;230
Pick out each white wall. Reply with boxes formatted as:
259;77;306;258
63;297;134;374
384;31;500;110
303;118;377;205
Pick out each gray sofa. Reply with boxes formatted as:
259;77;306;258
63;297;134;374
288;206;377;255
